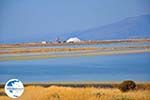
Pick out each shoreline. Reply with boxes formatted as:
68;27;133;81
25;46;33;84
0;48;150;61
1;38;150;48
0;38;150;61
0;82;150;89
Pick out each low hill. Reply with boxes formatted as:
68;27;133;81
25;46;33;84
62;15;150;40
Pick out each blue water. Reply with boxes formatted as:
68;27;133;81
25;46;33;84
0;53;150;83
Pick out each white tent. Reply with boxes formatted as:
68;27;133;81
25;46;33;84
66;37;81;43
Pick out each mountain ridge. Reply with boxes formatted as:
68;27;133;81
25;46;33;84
62;14;150;40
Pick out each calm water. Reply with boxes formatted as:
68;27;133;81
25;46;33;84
0;53;150;83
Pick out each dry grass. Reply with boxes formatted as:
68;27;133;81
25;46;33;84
0;47;98;54
0;86;150;100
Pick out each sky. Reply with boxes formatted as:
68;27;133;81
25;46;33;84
0;0;150;43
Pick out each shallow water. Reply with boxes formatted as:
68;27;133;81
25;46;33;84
0;52;150;83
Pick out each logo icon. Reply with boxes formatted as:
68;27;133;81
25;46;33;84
5;79;24;98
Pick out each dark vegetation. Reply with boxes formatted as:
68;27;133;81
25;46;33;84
119;80;136;92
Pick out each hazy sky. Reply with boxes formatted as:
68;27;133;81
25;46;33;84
0;0;150;43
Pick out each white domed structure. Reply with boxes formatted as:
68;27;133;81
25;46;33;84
41;41;47;44
66;37;81;43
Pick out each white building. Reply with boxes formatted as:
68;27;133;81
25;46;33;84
66;37;81;43
41;41;47;44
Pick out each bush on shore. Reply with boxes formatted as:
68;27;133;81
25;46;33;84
119;80;136;92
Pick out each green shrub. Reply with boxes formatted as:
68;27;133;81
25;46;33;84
119;80;136;92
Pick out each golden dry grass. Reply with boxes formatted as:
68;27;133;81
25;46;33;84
0;86;150;100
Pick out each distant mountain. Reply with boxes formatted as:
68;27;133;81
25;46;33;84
62;15;150;40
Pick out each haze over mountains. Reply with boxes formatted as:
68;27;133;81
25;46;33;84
62;15;150;40
0;14;150;43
